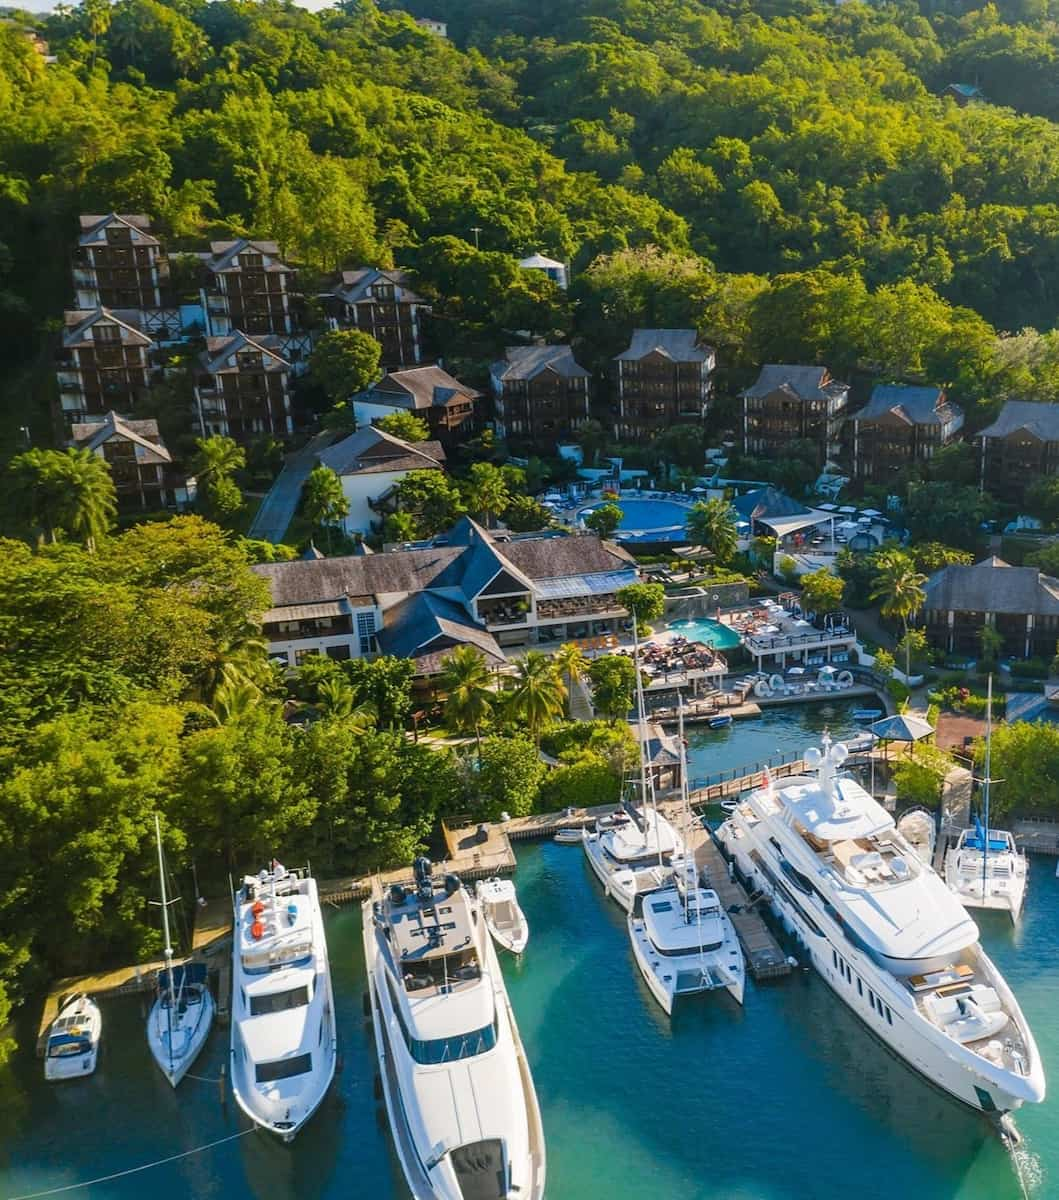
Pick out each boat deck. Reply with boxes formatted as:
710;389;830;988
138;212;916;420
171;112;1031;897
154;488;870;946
664;806;791;981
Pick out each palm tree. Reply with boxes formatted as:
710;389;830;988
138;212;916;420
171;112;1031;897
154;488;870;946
192;435;245;483
870;553;927;678
465;463;510;528
212;679;261;724
553;641;588;717
197;621;270;704
315;676;376;731
438;645;495;748
301;465;350;552
55;449;118;551
686;498;738;564
507;651;566;744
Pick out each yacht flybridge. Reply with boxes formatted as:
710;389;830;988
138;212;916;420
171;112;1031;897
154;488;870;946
718;735;1044;1118
229;863;337;1141
363;857;545;1200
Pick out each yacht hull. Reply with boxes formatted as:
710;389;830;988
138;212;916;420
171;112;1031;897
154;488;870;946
945;862;1026;924
582;830;666;913
719;821;1041;1115
628;914;745;1014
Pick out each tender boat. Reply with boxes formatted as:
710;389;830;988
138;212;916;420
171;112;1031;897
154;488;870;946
628;704;745;1014
44;994;101;1081
896;806;936;867
553;828;583;845
146;814;214;1087
852;708;883;722
476;877;530;955
229;862;337;1141
945;828;1027;922
719;799;739;816
718;735;1044;1117
363;857;546;1200
583;625;686;912
708;714;733;729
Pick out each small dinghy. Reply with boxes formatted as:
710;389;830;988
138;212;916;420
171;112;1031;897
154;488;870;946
44;994;101;1081
852;708;883;722
553;828;583;844
896;806;937;866
719;799;739;816
476;877;529;954
708;715;733;729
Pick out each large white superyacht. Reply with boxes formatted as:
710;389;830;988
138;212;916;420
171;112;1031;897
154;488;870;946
229;862;337;1141
363;857;545;1200
718;735;1044;1120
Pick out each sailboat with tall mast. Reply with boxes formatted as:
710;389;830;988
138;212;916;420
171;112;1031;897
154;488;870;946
146;814;215;1087
945;677;1027;921
582;622;686;912
627;702;745;1013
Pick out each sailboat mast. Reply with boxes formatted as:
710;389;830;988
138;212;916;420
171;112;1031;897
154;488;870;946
982;675;992;904
154;813;174;1073
632;619;660;866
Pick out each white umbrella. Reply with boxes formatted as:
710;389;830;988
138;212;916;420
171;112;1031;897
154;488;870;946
837;520;859;532
861;508;882;517
817;502;838;511
838;505;857;514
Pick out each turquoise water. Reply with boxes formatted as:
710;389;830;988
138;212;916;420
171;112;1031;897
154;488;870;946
669;616;743;651
2;703;1056;1199
580;498;691;532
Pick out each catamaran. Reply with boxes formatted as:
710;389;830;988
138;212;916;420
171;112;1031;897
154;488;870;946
944;681;1027;921
718;734;1044;1120
583;625;686;911
146;814;215;1087
628;704;745;1014
229;862;337;1141
363;857;546;1200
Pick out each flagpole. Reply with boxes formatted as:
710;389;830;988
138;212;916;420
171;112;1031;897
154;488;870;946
982;675;992;905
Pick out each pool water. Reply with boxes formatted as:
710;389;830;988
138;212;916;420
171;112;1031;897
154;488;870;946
668;616;743;651
580;498;691;532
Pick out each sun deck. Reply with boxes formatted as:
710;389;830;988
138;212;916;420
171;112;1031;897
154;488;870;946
380;875;483;999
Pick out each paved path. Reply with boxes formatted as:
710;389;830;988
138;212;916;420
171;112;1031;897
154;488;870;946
248;431;335;543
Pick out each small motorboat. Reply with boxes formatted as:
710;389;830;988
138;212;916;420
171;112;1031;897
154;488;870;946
842;731;876;754
719;799;739;816
476;877;529;954
553;828;583;844
708;715;733;729
896;806;937;866
852;708;883;722
44;993;102;1081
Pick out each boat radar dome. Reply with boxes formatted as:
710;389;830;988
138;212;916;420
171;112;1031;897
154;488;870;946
830;741;849;767
804;747;823;769
413;856;433;885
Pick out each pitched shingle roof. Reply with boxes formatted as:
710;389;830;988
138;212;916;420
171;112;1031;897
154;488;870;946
364;366;480;411
924;556;1059;616
615;329;713;363
62;308;153;348
331;267;425;305
744;364;849;401
852;385;962;429
378;591;506;670
492;344;590;382
255;547;463;607
978;400;1059;443
318;426;445;477
501;534;634;578
207;239;289;273
200;332;290;373
68;410;171;463
78;213;158;245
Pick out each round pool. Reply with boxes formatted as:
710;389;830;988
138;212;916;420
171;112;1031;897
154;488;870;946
667;616;743;650
579;497;693;542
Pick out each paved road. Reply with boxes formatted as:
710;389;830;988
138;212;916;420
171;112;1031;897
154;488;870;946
248;431;335;543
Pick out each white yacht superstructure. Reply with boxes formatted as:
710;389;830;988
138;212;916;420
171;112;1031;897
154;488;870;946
945;828;1027;921
718;736;1044;1117
229;863;337;1141
363;857;545;1200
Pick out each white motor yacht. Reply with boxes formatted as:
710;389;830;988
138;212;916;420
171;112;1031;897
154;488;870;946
229;862;337;1141
718;735;1044;1118
476;878;529;955
146;814;215;1087
363;857;546;1200
945;828;1027;922
44;994;101;1082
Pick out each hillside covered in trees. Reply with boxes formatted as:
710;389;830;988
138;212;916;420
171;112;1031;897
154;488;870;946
4;0;1059;437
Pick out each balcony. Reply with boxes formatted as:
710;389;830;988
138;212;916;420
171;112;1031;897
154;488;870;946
536;596;624;622
479;597;532;628
72;269;96;287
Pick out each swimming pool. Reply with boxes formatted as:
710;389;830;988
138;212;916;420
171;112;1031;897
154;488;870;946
579;498;692;538
667;616;743;650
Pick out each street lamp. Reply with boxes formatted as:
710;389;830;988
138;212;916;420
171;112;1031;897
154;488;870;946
469;226;482;250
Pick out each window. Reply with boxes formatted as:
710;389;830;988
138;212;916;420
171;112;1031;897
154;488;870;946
857;978;862;997
885;1007;893;1026
408;1023;498;1066
326;644;351;662
832;950;838;969
255;1053;312;1083
295;648;320;666
357;611;377;655
250;986;310;1016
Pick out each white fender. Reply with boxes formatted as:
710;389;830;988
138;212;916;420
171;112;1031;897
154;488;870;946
768;674;785;692
836;670;854;688
754;679;772;698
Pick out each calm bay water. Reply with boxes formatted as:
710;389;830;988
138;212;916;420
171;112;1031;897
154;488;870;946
3;703;1056;1200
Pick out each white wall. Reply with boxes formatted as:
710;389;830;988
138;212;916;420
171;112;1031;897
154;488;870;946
339;469;414;534
353;399;408;427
